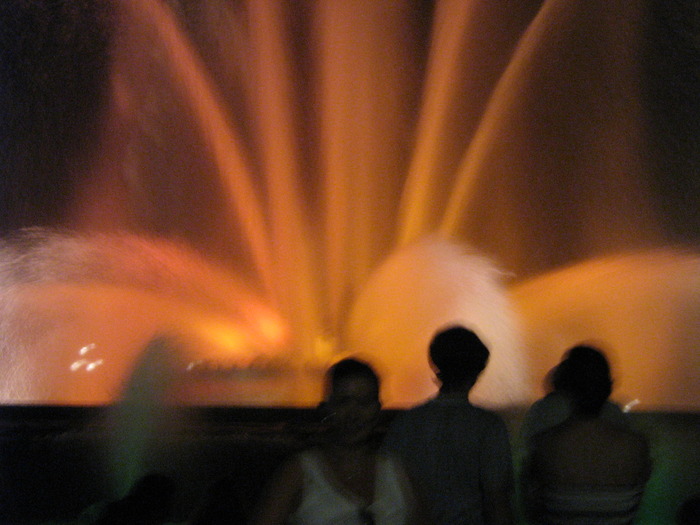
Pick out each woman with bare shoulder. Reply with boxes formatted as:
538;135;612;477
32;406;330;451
250;358;422;525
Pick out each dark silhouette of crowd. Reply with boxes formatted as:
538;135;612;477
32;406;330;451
71;327;663;525
520;345;651;524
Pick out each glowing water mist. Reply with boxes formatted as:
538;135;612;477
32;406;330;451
2;0;697;416
0;230;296;406
81;0;529;406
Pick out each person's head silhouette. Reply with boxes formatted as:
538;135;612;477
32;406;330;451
429;325;489;394
553;345;613;416
322;358;382;446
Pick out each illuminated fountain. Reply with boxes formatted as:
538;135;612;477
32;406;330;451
0;230;296;406
0;0;698;413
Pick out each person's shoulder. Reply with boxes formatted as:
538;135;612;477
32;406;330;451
600;400;631;425
528;392;571;414
388;400;434;422
606;419;649;447
424;396;505;419
469;403;509;426
383;401;437;442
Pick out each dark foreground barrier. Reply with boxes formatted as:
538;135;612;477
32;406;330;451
0;406;698;524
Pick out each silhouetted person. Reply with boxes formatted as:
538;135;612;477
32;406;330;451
250;358;421;525
520;344;629;446
384;325;515;525
523;346;651;524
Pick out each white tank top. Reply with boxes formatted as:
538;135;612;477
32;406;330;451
288;449;412;525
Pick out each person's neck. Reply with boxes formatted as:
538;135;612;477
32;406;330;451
437;387;471;399
570;409;604;421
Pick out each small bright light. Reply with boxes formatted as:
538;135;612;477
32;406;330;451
72;357;104;372
70;359;87;371
86;359;104;371
79;343;97;356
623;399;640;412
187;360;203;371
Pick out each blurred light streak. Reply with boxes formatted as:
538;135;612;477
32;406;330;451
398;0;475;245
125;0;275;296
247;0;323;362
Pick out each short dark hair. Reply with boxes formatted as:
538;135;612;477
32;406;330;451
553;345;612;415
325;357;380;396
429;326;489;386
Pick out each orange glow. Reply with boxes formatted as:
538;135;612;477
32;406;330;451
510;250;700;410
253;313;288;347
1;1;698;410
346;237;529;408
190;323;247;360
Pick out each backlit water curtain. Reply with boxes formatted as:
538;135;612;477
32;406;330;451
0;0;698;409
